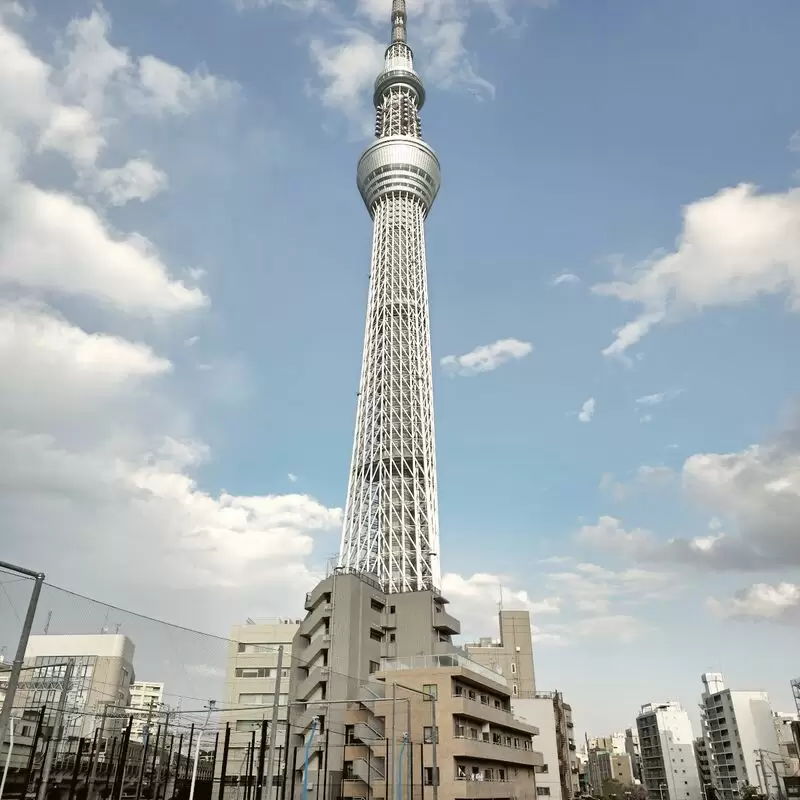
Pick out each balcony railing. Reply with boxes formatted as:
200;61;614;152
381;654;508;687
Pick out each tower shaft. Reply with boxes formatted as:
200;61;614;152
339;1;442;593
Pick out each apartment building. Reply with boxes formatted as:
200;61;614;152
771;713;800;787
700;673;781;800
514;693;579;800
636;702;701;800
333;654;543;800
221;618;299;794
129;681;165;742
18;633;135;743
694;738;712;796
626;728;642;782
465;610;536;698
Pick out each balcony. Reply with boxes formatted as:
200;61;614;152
294;666;330;701
433;606;461;635
301;634;330;665
451;697;538;736
453;778;517;798
452;737;543;768
298;603;332;637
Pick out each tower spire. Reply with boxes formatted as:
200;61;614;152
339;0;443;593
391;0;407;44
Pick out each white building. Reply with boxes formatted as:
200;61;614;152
220;619;299;796
772;712;800;785
130;681;165;742
19;634;135;744
700;672;781;800
636;701;702;800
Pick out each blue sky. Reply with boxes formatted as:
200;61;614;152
1;0;799;736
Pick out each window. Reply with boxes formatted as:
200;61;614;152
484;769;493;782
423;684;438;701
513;684;518;696
369;661;381;674
237;643;282;654
423;727;439;743
369;629;384;642
498;769;506;782
235;720;262;733
370;599;384;612
343;761;354;779
236;668;272;679
389;634;396;642
511;662;517;674
537;788;551;796
389;605;396;614
457;765;467;779
423;767;439;786
345;725;356;745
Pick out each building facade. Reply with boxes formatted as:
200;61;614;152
221;619;299;793
513;694;579;800
693;738;712;797
700;673;780;800
330;655;542;800
626;728;642;782
129;680;165;742
636;702;702;800
466;611;536;699
18;633;135;744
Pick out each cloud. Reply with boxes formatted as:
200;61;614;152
545;561;676;620
636;390;682;406
442;572;562;643
551;273;580;286
288;472;299;482
0;7;342;634
594;184;800;358
309;29;384;132
599;466;674;502
708;583;800;626
571;614;648;643
578;397;596;423
441;338;532;376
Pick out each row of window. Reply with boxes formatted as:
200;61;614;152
235;668;290;679
238;693;289;706
237;643;291;654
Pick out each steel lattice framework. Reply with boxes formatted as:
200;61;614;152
338;0;442;594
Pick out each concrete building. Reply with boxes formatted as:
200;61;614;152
289;571;460;791
221;619;299;792
700;673;781;800
18;633;135;743
514;693;579;800
465;611;536;698
693;738;712;798
626;728;642;782
129;681;165;742
636;702;701;800
330;654;543;800
771;713;800;787
588;750;635;790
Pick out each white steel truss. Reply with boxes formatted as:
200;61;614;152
339;0;442;593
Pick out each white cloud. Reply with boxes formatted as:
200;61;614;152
89;157;169;205
571;614;648;643
309;29;384;131
708;583;800;626
578;397;596;423
288;472;299;482
441;338;532;376
442;572;562;644
636;391;680;406
0;7;342;633
594;184;800;358
551;272;580;286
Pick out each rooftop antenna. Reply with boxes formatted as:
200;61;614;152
43;610;53;634
498;583;504;612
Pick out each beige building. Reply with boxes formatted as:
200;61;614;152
18;633;135;743
465;611;536;699
130;681;165;742
221;619;300;793
332;654;543;800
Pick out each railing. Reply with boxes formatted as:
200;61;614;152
381;654;508;686
453;690;511;714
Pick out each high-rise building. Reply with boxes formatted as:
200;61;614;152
337;0;442;596
129;681;165;742
636;701;702;800
626;728;642;782
700;672;781;800
16;634;135;744
221;619;299;790
465;610;536;698
694;737;712;797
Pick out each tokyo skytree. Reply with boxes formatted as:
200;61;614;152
338;0;442;594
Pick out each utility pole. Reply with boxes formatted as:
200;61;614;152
264;646;284;800
37;659;75;800
0;561;45;746
135;699;157;800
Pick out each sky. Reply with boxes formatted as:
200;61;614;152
1;0;799;739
